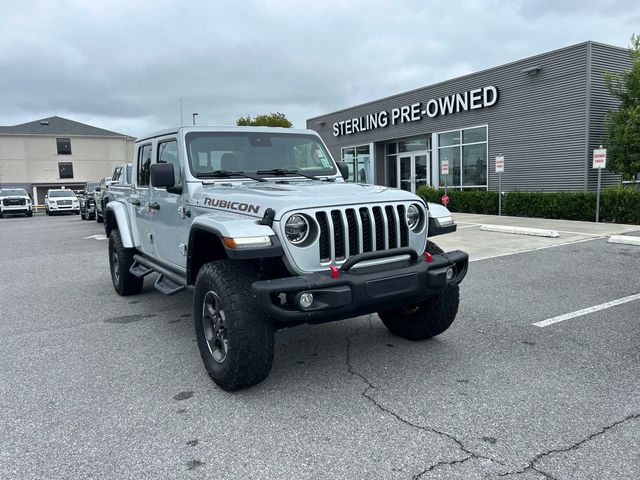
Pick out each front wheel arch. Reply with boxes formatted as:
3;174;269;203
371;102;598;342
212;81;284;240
187;227;228;285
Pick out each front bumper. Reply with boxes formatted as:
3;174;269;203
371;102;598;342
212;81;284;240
1;205;31;213
49;204;79;211
252;247;468;326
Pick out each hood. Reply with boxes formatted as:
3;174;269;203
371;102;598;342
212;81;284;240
190;180;423;220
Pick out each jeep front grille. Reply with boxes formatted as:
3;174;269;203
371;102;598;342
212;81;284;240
316;205;409;263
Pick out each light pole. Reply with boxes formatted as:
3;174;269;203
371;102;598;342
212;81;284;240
192;113;199;125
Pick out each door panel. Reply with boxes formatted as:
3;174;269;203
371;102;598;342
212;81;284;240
135;144;155;256
151;139;188;268
415;154;429;191
399;155;412;192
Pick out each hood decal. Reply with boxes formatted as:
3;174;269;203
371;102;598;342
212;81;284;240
203;197;260;214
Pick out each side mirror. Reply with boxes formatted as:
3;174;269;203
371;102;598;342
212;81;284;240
336;161;349;180
106;180;117;186
150;163;176;188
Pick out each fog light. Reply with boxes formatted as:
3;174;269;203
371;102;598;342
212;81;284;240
446;268;454;280
299;292;314;308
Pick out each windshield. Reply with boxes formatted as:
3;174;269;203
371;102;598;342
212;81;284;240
185;132;336;178
49;190;76;198
0;189;28;196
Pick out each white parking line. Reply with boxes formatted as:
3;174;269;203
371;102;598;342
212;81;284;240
84;234;107;240
470;236;601;263
533;293;640;327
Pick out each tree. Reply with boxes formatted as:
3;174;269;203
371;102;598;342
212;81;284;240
236;112;293;128
604;34;640;180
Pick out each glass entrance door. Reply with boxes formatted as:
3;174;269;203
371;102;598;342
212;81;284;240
397;152;430;193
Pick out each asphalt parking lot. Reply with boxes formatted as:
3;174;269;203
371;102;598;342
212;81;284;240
1;214;639;479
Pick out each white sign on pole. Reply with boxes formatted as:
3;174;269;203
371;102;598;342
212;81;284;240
441;159;449;175
495;155;505;173
593;148;607;169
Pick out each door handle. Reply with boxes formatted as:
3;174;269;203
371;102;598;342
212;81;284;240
129;197;140;206
149;202;160;211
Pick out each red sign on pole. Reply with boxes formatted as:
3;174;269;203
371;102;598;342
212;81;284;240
441;159;449;175
495;155;505;173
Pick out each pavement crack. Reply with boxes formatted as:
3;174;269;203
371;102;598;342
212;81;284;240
413;455;473;479
498;414;640;478
345;324;503;477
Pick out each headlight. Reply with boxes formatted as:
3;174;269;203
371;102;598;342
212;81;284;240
406;204;423;231
285;214;310;244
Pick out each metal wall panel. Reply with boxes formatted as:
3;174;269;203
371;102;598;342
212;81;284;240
588;43;634;189
310;43;597;192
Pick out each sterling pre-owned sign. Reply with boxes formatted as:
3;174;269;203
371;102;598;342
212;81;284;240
333;86;499;137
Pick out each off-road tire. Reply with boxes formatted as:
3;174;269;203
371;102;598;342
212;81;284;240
194;260;275;391
109;229;143;296
80;210;86;220
378;241;460;340
96;210;103;223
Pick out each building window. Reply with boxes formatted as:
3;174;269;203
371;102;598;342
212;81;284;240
438;126;487;189
57;138;72;155
58;162;74;179
341;145;371;183
137;144;152;186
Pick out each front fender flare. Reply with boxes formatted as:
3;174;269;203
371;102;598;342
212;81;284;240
105;202;134;248
426;202;457;237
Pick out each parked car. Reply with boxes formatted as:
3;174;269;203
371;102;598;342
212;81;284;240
78;181;100;220
105;126;467;391
45;189;80;215
0;188;33;218
94;177;112;223
96;164;131;224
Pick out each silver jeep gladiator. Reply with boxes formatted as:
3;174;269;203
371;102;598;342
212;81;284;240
106;126;468;391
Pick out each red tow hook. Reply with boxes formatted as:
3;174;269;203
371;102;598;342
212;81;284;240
330;266;340;279
424;252;433;263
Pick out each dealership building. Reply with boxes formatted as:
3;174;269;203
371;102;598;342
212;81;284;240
307;41;633;194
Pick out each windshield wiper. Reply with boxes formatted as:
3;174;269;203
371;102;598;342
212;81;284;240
255;168;320;181
198;170;266;182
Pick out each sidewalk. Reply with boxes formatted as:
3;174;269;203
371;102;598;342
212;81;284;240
434;213;640;262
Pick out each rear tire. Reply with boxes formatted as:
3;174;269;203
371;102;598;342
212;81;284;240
109;229;143;296
96;210;103;223
378;241;460;340
194;260;275;391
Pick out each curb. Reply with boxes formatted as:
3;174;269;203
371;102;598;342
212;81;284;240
608;235;640;246
480;224;560;238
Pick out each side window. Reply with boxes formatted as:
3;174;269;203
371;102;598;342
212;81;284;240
157;140;181;188
137;144;152;187
112;167;121;183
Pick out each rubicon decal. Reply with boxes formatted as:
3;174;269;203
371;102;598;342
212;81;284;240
203;197;260;214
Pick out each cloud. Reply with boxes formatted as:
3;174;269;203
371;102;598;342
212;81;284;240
0;0;638;137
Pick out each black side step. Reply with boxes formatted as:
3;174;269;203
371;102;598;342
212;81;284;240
132;254;188;296
130;261;153;278
154;275;185;295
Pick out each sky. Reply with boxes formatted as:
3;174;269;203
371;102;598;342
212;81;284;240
1;0;638;138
